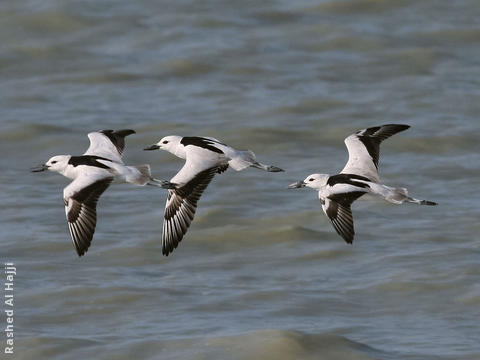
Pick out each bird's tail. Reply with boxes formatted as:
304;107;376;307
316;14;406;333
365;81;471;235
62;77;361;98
228;150;257;171
370;184;437;205
130;164;152;186
391;187;437;205
228;150;284;172
385;186;409;204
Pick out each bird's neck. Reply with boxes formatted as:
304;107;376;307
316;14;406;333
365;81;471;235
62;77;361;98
171;143;187;159
58;165;77;180
55;157;76;179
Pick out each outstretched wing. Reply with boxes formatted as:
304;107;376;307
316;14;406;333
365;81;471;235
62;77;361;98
84;129;135;163
321;191;366;244
162;166;219;256
341;124;410;182
64;175;113;256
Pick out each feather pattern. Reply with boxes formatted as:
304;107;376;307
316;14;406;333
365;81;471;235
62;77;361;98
162;166;219;256
341;124;410;182
64;177;113;256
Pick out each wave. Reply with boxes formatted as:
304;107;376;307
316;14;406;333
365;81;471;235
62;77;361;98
0;123;68;142
306;0;409;14
16;329;391;360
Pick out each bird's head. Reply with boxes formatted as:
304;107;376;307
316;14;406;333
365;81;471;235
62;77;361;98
144;135;182;153
31;155;70;173
288;173;329;190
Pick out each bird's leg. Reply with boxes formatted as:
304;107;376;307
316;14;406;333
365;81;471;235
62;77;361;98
251;161;284;172
148;178;178;189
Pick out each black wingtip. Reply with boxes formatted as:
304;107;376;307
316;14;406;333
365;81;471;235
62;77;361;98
382;124;410;131
114;129;136;137
162;244;176;256
75;246;86;257
100;129;136;137
343;237;354;244
98;129;136;155
74;238;90;256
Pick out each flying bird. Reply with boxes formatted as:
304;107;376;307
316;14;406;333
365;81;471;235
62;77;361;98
32;129;162;256
288;124;437;244
144;136;284;256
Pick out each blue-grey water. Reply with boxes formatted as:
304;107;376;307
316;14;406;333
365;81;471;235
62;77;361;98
1;1;480;359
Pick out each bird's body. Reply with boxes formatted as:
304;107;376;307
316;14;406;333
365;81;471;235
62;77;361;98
145;135;284;255
289;124;437;243
32;129;153;256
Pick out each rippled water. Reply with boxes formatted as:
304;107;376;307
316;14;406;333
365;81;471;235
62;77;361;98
2;1;480;359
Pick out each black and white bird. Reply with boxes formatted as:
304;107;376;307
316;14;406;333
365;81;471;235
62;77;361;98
144;136;284;256
288;124;437;244
32;129;160;256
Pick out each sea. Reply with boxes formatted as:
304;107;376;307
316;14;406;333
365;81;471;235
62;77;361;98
1;0;479;359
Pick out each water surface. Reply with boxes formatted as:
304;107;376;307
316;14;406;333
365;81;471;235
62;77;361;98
1;1;480;359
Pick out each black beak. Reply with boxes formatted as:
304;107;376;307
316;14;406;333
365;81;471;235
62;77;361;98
31;164;49;172
288;181;306;189
144;144;160;151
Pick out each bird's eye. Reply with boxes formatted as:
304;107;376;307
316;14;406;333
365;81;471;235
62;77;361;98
51;161;57;164
162;140;169;144
309;178;314;181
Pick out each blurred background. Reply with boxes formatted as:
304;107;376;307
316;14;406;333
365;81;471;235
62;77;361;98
1;1;479;359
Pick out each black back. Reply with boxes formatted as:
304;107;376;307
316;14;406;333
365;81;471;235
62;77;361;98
68;155;112;169
327;174;371;188
180;137;225;154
